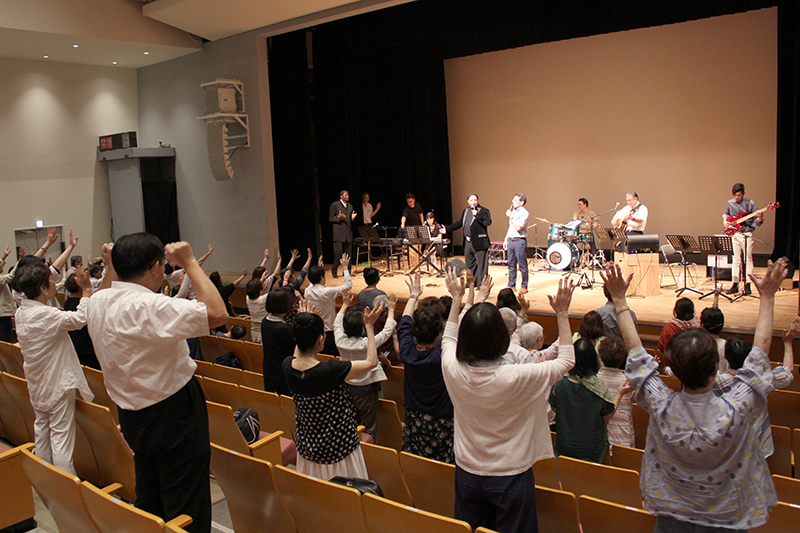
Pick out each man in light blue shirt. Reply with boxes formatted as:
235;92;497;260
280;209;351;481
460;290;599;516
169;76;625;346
504;193;530;294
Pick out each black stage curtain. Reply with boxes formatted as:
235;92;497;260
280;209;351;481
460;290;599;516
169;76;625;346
268;0;799;269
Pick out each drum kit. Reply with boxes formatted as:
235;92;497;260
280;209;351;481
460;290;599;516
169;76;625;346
534;216;603;273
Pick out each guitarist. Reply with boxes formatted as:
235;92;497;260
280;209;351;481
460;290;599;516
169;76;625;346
723;183;763;296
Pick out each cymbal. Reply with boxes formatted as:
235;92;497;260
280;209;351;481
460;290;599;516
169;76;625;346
534;216;556;225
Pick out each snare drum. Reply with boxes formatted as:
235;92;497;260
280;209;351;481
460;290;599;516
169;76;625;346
546;242;578;271
561;226;579;241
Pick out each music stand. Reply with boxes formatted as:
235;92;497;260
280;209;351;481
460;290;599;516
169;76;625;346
665;235;702;297
698;235;733;302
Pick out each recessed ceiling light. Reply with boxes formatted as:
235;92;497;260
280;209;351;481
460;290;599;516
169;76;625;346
144;51;150;55
73;44;79;48
43;55;49;59
112;61;118;65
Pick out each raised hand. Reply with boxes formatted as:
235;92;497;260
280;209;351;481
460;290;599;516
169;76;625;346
46;227;58;246
465;268;475;288
476;274;493;303
600;263;633;302
445;266;465;299
298;299;322;316
317;255;324;267
69;228;78;248
547;277;577;314
100;243;113;264
18;246;25;258
405;271;422;297
2;246;9;260
783;321;799;344
242;268;248;277
290;249;300;262
517;291;530;314
264;248;270;260
74;268;92;291
341;253;351;268
165;242;196;268
749;257;788;299
363;301;385;328
387;293;398;313
341;288;354;309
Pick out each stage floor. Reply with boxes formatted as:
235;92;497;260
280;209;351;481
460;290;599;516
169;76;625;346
337;258;799;333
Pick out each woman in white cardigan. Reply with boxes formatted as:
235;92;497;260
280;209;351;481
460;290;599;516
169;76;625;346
441;270;576;533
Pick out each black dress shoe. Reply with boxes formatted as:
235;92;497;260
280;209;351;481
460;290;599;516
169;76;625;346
331;272;338;278
725;283;739;295
743;283;752;296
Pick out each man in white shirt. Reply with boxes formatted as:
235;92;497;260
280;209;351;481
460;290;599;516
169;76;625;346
611;191;648;234
361;192;381;225
304;253;352;356
86;233;227;533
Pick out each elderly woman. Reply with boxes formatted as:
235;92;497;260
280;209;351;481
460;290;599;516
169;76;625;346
441;271;575;533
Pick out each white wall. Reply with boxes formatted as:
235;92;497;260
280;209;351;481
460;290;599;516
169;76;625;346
137;28;277;272
0;57;137;257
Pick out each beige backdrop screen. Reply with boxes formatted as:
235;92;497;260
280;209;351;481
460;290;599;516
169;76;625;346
444;8;777;254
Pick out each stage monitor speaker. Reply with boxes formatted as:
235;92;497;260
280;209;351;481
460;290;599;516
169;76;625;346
627;234;659;253
446;258;466;275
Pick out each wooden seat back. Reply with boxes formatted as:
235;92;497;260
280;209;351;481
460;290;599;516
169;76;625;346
206;401;283;465
558;456;643;509
578;495;656;533
362;492;471;533
535;485;580;533
209;443;296;533
360;441;413;505
399;451;455;518
376;399;404;452
0;444;36;530
273;464;370;533
610;444;644;474
20;446;102;533
74;399;136;503
82;366;119;424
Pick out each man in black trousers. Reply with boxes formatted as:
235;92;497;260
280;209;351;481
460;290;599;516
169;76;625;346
446;193;492;287
328;190;356;278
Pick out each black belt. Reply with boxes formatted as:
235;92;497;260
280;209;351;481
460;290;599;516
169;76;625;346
508;237;526;241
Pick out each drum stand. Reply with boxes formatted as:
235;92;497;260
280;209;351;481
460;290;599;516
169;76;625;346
528;224;546;269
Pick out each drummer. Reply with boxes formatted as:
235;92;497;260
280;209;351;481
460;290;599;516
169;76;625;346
573;197;598;253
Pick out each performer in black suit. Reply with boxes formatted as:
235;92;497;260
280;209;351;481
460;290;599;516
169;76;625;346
446;193;492;287
328;190;357;278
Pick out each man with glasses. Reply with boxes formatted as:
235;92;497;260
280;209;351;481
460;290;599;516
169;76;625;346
86;233;228;533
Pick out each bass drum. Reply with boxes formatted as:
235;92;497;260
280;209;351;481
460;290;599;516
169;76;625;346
546;242;578;271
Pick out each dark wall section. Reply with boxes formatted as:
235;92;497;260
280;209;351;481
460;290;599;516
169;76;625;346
268;0;799;268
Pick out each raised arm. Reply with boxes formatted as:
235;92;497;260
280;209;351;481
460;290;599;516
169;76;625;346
96;243;117;291
271;251;283;278
751;258;789;353
260;248;270;268
166;242;228;329
445;267;466;324
232;269;248;287
197;244;214;267
346;302;384;380
34;227;59;259
547;278;576;346
403;272;422;318
51;229;77;272
782;320;798;370
302;248;313;270
601;264;641;352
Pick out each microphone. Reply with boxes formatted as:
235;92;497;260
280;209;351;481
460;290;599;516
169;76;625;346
615;202;619;209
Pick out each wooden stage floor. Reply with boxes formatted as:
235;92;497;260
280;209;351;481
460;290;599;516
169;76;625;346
330;258;799;334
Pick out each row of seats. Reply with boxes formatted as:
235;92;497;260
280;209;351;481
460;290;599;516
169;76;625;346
16;443;191;533
211;440;661;533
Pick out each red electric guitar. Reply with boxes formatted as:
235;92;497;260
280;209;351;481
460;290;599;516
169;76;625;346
724;202;779;236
